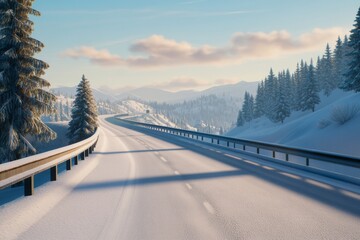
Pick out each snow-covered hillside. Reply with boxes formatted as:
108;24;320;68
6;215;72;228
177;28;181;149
117;100;196;130
149;94;238;134
227;90;360;156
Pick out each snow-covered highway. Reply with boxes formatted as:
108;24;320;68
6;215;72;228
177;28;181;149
1;116;360;240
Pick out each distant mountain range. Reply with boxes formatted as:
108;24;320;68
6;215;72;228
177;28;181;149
52;81;258;103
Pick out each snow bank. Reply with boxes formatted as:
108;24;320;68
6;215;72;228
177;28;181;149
116;100;182;128
227;90;360;156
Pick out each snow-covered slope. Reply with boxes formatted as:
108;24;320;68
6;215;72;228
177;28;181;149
117;100;196;129
227;90;360;156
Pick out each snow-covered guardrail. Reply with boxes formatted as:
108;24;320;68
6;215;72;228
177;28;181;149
0;129;100;196
116;118;360;185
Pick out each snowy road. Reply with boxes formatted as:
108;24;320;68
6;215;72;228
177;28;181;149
1;116;360;240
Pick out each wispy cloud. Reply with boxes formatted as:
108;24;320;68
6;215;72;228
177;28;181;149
62;47;124;66
44;8;153;16
63;27;347;68
45;8;263;19
180;0;207;5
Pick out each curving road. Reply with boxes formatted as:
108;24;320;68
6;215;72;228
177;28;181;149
1;116;360;240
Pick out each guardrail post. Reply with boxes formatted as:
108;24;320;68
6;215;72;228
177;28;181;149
286;154;289;161
24;175;34;196
74;155;79;165
80;152;85;160
50;165;58;181
201;136;204;141
243;145;246;151
66;159;72;170
227;141;230;147
234;142;236;148
217;139;220;145
89;147;93;154
306;158;310;166
272;151;275;158
257;148;260;154
85;149;89;157
211;138;214;144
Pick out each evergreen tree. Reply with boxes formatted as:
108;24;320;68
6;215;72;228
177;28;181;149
343;7;360;92
333;36;343;87
254;81;265;118
241;92;254;122
67;75;98;144
274;72;290;123
298;61;309;110
322;44;336;95
292;63;302;111
264;69;277;120
236;110;244;127
315;56;324;92
0;0;56;162
66;99;71;118
301;60;320;112
340;35;352;89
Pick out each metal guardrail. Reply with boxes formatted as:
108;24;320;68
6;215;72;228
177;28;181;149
116;118;360;184
0;129;100;196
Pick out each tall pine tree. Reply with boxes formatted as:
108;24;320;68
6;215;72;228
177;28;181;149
343;7;360;92
0;0;56;162
274;72;290;123
322;44;336;95
254;81;265;118
67;75;98;144
301;60;320;112
333;36;343;88
241;91;254;123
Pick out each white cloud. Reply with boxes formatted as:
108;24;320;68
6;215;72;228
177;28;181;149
63;27;347;68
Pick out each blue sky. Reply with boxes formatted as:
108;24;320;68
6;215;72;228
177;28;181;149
31;0;359;91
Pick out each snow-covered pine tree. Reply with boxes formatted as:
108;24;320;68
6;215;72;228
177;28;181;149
0;0;56;162
302;60;320;112
236;110;244;127
343;7;360;92
291;63;302;111
322;44;336;95
264;69;277;120
298;60;309;111
273;71;290;123
315;56;324;92
241;91;254;122
333;36;343;88
67;75;98;144
254;81;265;118
66;99;71;118
340;35;352;89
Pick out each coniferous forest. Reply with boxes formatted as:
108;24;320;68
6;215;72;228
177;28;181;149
237;8;360;127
